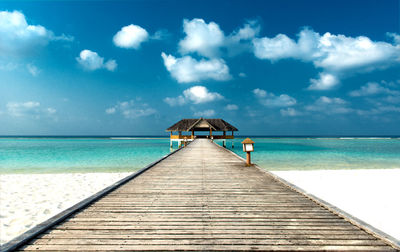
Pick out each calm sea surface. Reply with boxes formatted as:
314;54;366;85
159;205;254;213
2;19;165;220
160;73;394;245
1;137;399;173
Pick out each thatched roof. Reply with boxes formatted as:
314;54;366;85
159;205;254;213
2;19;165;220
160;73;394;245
166;118;238;132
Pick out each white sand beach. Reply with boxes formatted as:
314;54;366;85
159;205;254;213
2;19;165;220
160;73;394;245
272;169;400;243
0;172;131;245
1;169;399;246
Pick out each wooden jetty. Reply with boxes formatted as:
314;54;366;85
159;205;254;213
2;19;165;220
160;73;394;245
7;139;399;251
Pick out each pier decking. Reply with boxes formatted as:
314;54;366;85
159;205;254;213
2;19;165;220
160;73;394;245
16;139;396;251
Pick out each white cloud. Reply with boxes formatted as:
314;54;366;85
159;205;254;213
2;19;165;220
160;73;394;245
27;64;40;76
151;29;170;40
178;18;260;58
106;100;156;119
179;18;225;58
356;105;400;116
253;88;267;97
308;72;339;90
253;88;296;107
349;82;400;97
238;72;246;78
6;101;56;118
225;104;238;110
225;20;260;56
164;95;186;106
161;52;230;83
229;21;260;42
387;33;400;45
305;96;352;114
253;28;400;90
280;108;300;116
113;24;149;49
76;50;117;71
104;60;117;71
164;86;223;106
184;86;223;104
253;34;298;61
105;107;116;114
0;10;72;56
194;109;215;117
46;107;56;114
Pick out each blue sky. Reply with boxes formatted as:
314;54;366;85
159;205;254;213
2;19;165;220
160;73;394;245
0;0;399;136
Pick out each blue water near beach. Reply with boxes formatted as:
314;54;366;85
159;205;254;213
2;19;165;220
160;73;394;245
220;138;400;171
0;137;169;173
1;137;400;173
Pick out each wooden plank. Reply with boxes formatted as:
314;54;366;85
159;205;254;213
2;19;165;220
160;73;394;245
43;229;372;236
19;244;397;251
39;233;376;240
29;238;388;246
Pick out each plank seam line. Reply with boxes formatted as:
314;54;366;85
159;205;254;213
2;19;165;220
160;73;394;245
212;140;400;250
0;142;189;252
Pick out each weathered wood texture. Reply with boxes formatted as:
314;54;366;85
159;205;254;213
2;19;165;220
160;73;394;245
19;139;396;251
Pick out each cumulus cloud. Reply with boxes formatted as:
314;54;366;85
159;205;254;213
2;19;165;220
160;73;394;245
178;18;260;58
179;19;225;58
349;82;400;97
253;34;298;61
253;28;400;90
225;104;238;110
76;50;117;71
305;96;352;114
164;86;223;106
161;52;230;83
253;88;267;97
113;24;149;49
106;100;156;119
194;109;216;117
253;88;296;107
229;20;260;42
6;101;56;118
308;72;339;90
184;86;223;104
0;10;72;56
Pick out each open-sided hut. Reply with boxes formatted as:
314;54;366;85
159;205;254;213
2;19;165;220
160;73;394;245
166;118;238;147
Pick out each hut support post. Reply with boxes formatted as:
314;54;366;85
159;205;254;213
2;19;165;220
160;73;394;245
223;140;226;148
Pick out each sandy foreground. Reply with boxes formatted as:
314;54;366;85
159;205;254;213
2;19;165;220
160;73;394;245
0;172;131;245
1;169;399;246
272;169;400;243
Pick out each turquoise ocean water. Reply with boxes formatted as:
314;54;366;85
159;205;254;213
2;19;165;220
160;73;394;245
1;137;399;174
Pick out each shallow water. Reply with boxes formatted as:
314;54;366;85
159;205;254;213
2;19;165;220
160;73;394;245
1;137;399;173
219;138;400;170
0;138;169;173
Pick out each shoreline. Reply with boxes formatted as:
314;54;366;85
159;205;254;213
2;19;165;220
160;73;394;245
0;172;131;245
1;169;399;245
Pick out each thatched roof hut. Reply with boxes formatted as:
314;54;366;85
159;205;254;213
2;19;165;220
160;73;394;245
166;118;238;132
